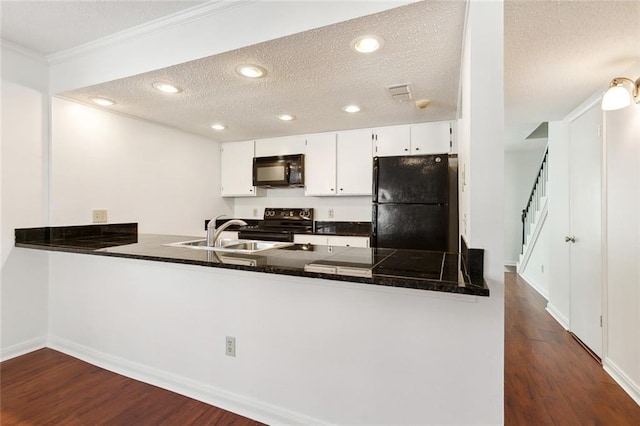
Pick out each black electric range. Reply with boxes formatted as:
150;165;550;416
237;208;314;242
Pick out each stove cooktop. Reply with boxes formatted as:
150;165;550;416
238;207;314;242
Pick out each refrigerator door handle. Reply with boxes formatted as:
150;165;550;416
371;203;377;247
372;157;379;202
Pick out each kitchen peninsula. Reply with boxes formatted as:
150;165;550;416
13;223;496;425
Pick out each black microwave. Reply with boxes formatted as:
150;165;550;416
253;154;305;187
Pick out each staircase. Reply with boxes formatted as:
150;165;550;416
517;146;549;272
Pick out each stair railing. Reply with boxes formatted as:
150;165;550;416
521;147;549;254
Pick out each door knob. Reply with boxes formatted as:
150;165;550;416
565;235;576;243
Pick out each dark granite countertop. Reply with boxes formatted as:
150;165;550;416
15;224;488;297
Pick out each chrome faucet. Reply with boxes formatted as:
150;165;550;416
207;216;247;247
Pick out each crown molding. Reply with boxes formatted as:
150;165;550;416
46;0;254;65
1;39;48;63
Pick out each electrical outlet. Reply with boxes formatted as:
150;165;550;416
541;265;544;273
328;208;334;219
253;208;258;217
92;209;107;223
225;336;236;357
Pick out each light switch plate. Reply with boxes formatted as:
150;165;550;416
92;209;107;223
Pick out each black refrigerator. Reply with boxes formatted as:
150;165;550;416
372;155;450;251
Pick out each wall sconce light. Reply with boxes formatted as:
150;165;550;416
601;76;640;111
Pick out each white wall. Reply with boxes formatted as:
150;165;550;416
455;1;505;422
48;251;503;425
546;120;571;327
603;74;640;403
504;148;547;264
1;47;50;359
233;188;371;222
50;98;232;236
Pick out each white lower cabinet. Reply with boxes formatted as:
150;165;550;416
327;236;370;248
294;234;370;248
220;141;261;197
293;234;329;245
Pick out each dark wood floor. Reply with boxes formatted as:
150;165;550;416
504;270;640;425
0;349;263;425
2;273;639;424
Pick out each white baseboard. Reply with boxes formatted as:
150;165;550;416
0;336;47;361
603;358;640;406
518;272;549;300
545;303;569;330
504;261;517;267
47;336;326;426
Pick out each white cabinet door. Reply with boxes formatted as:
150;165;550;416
305;133;337;196
294;234;369;247
327;236;370;248
293;234;328;245
254;135;306;157
373;125;410;157
410;122;451;154
336;129;373;196
220;141;258;197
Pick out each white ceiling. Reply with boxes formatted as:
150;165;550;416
504;0;640;150
0;1;206;55
1;1;639;149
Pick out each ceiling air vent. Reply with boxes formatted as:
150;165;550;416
386;83;413;102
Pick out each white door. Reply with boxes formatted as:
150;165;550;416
568;104;602;357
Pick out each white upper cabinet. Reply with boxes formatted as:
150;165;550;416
254;135;306;157
221;140;261;197
373;125;411;157
410;121;451;154
373;122;452;157
336;129;373;196
305;133;337;196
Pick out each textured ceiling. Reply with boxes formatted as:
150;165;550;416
0;0;205;55
504;0;640;149
59;0;466;142
5;1;635;150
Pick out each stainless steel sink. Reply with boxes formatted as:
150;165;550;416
163;238;293;253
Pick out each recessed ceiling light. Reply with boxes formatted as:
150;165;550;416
236;64;267;78
90;97;115;106
210;124;226;130
277;114;295;121
152;82;182;94
343;105;361;113
351;35;383;53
